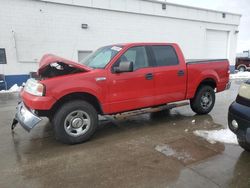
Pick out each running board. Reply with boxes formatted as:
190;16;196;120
112;101;189;119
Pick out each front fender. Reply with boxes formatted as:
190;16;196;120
41;73;107;106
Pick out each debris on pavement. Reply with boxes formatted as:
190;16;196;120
155;144;194;163
0;84;22;93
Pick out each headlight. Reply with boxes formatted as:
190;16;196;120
238;82;250;100
24;78;45;96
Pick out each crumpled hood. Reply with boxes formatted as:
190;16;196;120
38;54;92;75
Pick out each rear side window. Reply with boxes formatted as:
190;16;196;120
151;45;179;66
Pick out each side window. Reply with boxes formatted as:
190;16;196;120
115;46;149;70
151;46;179;67
0;49;7;64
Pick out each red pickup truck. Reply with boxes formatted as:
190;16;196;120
13;43;230;144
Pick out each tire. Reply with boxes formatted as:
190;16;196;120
53;100;98;144
238;66;246;72
238;139;250;152
190;85;215;115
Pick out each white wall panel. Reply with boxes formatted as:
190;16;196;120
0;0;241;76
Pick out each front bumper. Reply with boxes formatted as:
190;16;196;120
228;101;250;143
15;102;42;132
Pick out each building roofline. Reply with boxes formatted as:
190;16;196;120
35;0;241;26
142;0;242;17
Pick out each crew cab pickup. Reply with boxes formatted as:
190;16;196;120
13;43;230;144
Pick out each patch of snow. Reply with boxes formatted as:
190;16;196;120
9;84;21;92
0;84;22;93
184;129;189;132
155;145;194;163
230;72;250;80
191;119;196;124
155;145;176;156
193;129;238;145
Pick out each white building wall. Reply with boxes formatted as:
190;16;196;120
0;0;240;76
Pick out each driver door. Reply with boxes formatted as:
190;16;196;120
106;46;155;114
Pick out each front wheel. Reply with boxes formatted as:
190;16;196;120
53;100;98;144
190;85;215;115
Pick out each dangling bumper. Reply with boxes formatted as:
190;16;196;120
14;102;42;132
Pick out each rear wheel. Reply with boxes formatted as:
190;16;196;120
238;66;246;72
190;85;215;115
53;100;98;144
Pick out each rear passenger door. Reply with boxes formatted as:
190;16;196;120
150;45;187;105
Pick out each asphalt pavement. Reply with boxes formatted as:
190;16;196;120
0;81;249;188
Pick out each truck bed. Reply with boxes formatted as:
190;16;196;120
185;58;230;99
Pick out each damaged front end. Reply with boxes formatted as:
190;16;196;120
38;54;91;79
12;54;91;132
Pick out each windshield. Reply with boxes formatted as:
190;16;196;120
80;45;123;68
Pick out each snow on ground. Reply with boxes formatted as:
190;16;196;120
155;144;194;163
193;129;238;145
230;71;250;80
0;84;22;93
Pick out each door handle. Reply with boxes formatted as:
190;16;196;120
177;70;185;76
145;73;153;80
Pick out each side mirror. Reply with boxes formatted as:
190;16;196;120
113;61;133;73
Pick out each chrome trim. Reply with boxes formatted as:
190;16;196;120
15;102;42;132
96;77;107;82
64;110;91;137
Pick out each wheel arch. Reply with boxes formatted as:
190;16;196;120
237;64;247;70
198;78;217;90
38;92;103;117
192;78;217;99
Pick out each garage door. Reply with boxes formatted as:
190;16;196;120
205;29;229;59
